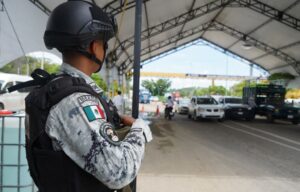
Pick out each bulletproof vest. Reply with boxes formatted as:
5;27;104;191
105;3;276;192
19;70;121;192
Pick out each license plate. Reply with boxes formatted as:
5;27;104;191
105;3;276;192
288;115;293;119
238;112;243;115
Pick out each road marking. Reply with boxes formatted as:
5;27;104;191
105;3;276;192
220;123;300;153
228;121;300;146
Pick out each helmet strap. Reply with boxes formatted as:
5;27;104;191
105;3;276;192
77;50;104;73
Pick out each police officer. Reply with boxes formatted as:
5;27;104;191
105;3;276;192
25;1;152;192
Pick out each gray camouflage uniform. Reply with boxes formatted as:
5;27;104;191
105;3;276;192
43;63;152;189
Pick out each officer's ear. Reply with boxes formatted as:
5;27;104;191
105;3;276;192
90;40;104;55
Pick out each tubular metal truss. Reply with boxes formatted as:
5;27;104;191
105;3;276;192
118;20;299;74
118;22;269;74
141;38;265;72
103;0;149;16
110;0;300;71
28;0;51;15
211;21;300;72
111;0;232;61
119;21;211;73
229;0;300;32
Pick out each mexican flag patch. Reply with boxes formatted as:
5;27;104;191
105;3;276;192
83;105;106;121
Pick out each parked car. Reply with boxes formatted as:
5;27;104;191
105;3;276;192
218;96;255;121
188;96;224;121
0;72;32;111
175;98;190;114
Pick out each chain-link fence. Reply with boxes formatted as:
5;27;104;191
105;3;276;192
0;114;35;192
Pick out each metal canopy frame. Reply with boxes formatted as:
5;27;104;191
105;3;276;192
118;37;267;75
28;0;51;15
118;21;271;75
107;0;300;73
118;20;299;74
111;0;232;61
229;0;300;32
26;0;300;75
226;0;300;53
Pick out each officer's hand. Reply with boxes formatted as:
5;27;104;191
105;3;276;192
120;115;136;126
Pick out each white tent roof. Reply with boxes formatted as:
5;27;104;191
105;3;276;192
1;0;300;76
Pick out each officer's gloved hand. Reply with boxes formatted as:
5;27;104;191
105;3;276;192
131;119;152;143
120;115;152;143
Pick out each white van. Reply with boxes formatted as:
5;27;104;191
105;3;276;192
0;72;32;111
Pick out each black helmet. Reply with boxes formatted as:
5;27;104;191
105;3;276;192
44;0;117;50
44;0;117;67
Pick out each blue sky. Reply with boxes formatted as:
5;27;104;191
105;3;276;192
140;44;267;89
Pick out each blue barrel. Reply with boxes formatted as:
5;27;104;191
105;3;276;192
0;114;36;192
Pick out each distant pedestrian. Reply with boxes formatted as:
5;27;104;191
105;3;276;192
113;91;125;115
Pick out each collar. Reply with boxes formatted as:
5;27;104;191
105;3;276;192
59;63;103;94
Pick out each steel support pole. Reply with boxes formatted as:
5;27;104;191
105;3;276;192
131;0;142;191
132;0;142;118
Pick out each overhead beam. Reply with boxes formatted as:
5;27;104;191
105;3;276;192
252;41;300;61
174;0;196;46
118;22;268;74
120;21;211;71
120;21;300;73
141;39;204;66
112;0;300;70
229;0;300;32
226;0;300;49
28;0;51;15
103;0;149;16
141;38;265;72
211;21;300;73
119;20;297;73
199;0;234;39
120;36;267;75
110;0;233;64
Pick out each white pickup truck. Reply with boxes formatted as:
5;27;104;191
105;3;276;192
188;96;225;121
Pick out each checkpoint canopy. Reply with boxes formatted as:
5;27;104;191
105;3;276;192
0;0;300;77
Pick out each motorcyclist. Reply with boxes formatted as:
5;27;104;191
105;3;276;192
165;96;174;119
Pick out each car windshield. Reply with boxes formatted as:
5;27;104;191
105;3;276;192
180;99;190;105
197;98;217;105
225;98;242;104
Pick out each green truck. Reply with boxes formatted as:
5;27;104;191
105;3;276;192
243;84;300;124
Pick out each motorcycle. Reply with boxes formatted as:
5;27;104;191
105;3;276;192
164;106;174;120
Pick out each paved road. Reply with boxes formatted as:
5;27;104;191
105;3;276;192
137;114;300;192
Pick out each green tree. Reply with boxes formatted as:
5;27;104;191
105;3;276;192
193;86;227;96
91;73;107;91
142;79;171;96
155;79;171;96
230;81;247;97
0;56;60;75
142;80;155;95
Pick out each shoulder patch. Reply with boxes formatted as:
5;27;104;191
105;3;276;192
77;95;99;106
83;105;106;122
99;122;120;145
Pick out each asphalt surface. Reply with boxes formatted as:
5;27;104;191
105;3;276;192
137;114;300;192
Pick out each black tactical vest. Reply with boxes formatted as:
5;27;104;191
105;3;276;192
22;71;120;192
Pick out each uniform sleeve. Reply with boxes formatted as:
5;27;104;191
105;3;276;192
45;92;147;189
